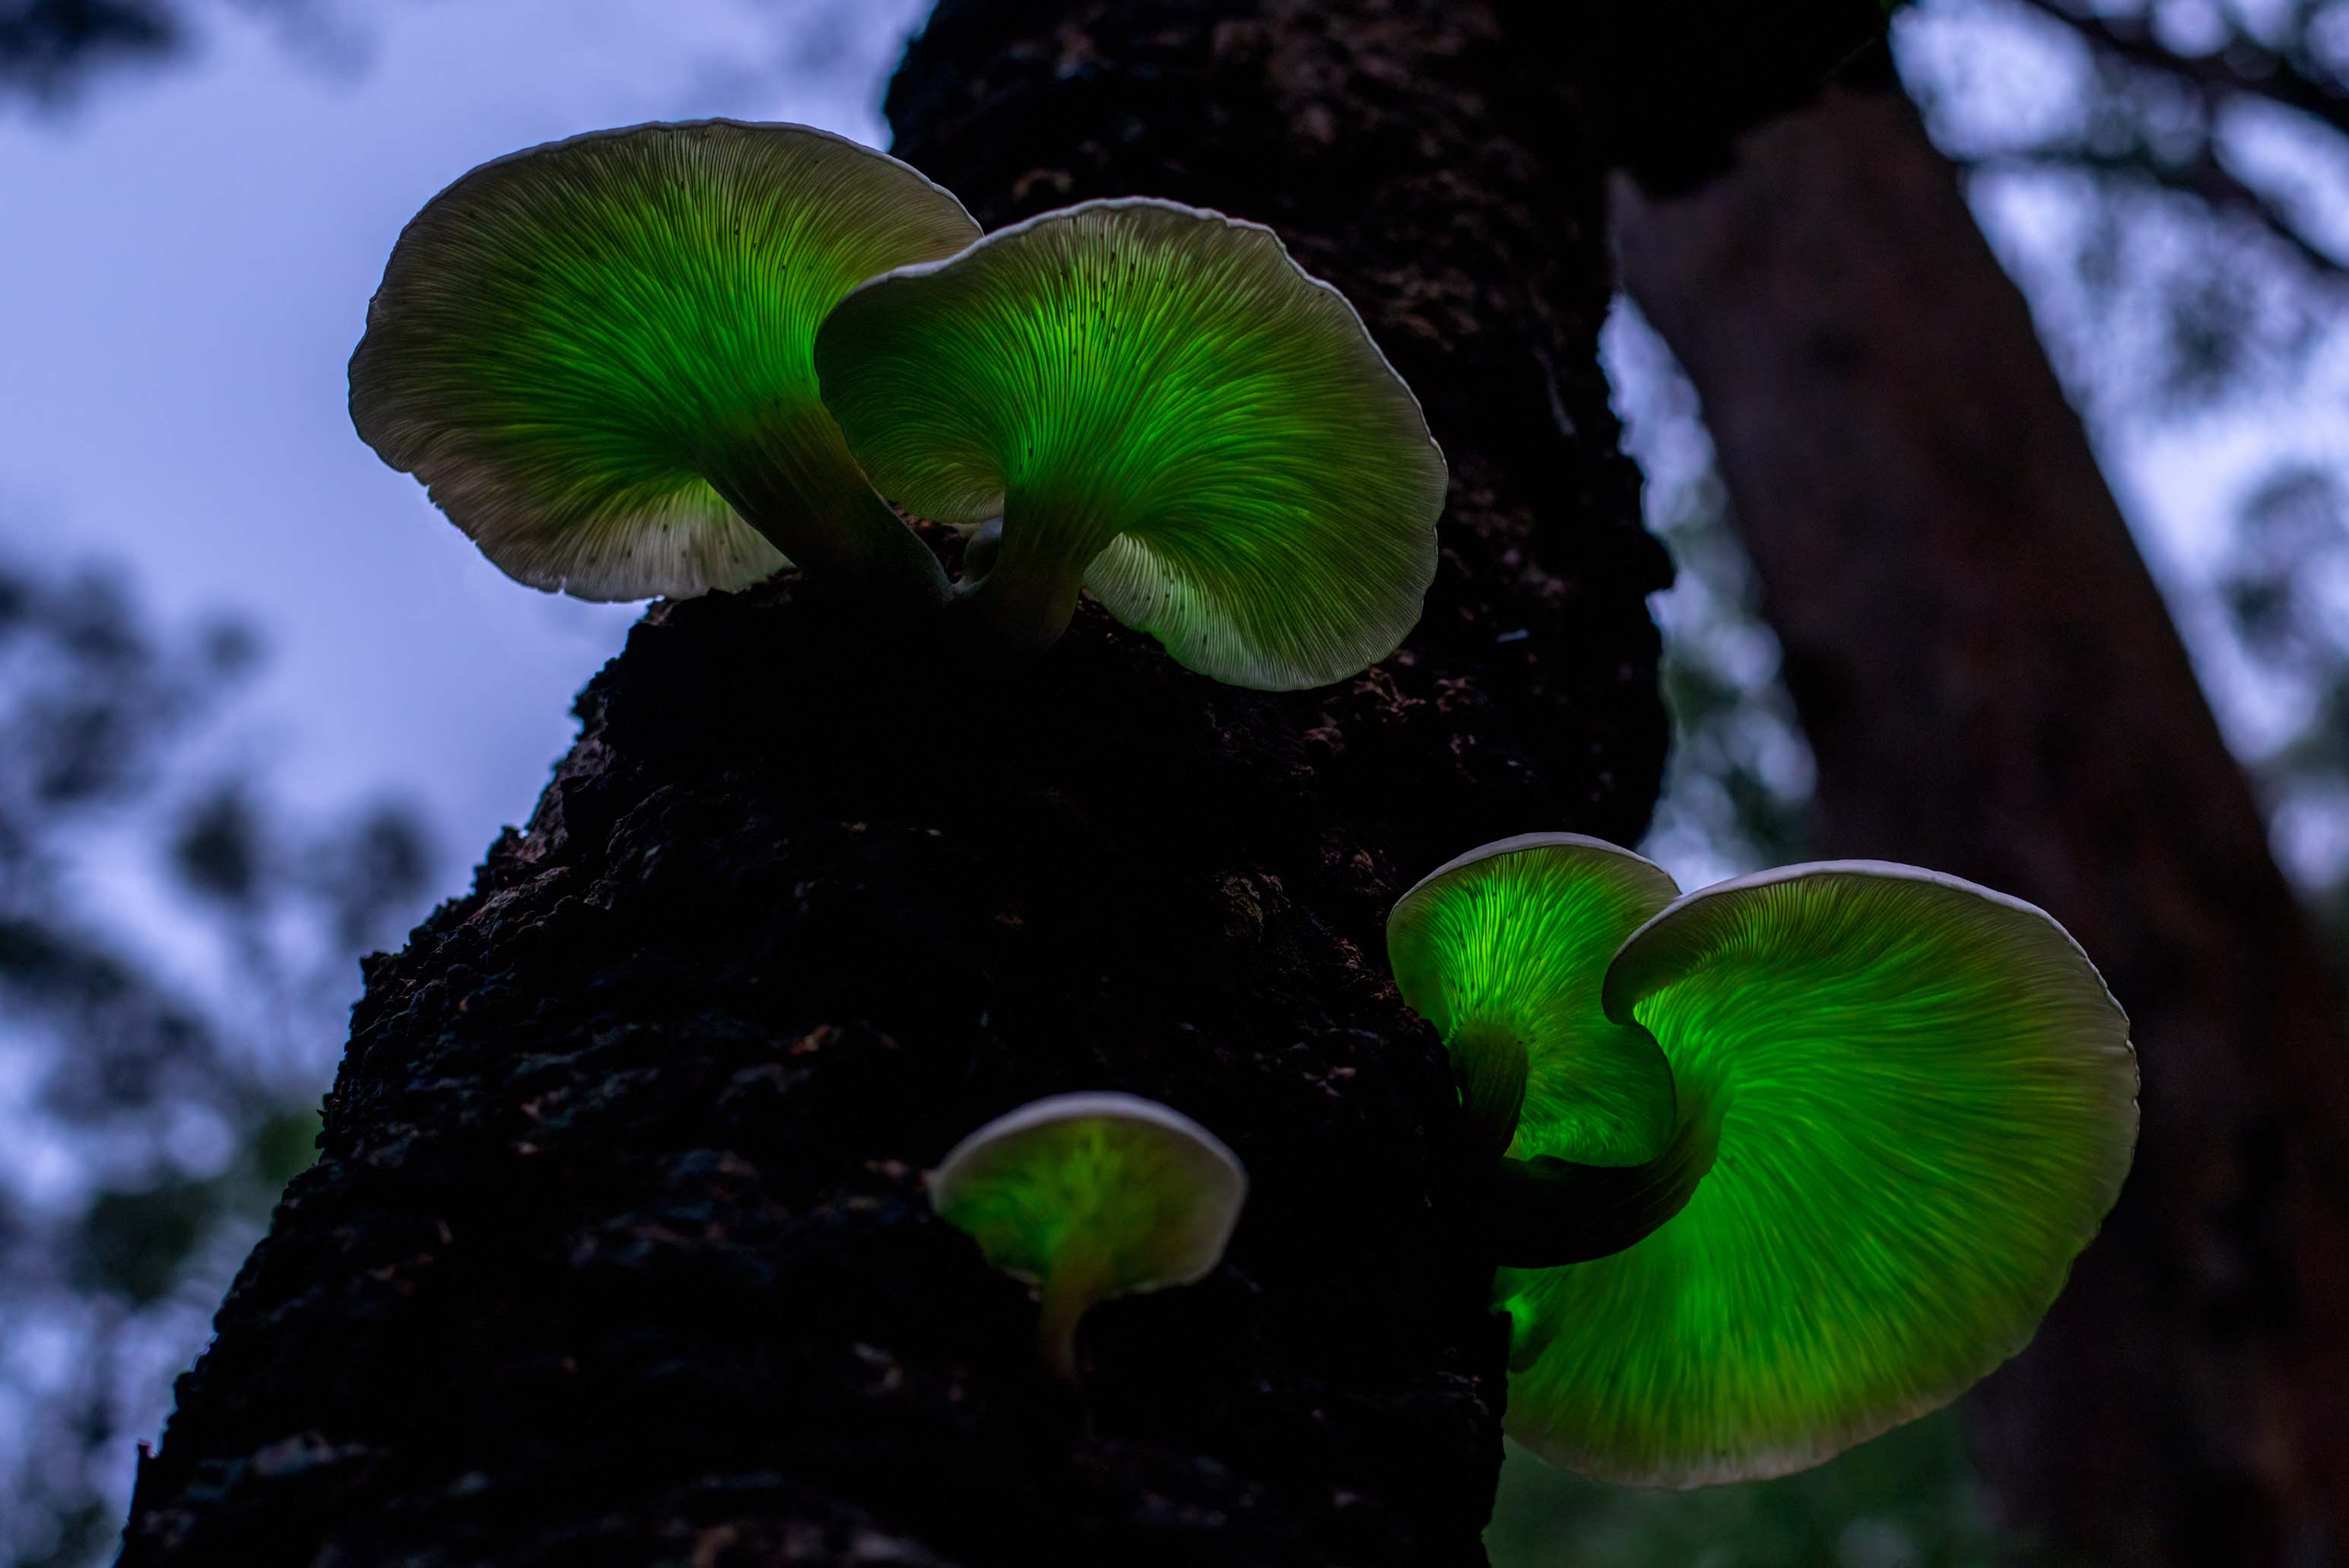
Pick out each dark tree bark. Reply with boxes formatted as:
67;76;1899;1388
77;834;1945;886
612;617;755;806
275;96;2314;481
119;4;1668;1563
1615;83;2349;1568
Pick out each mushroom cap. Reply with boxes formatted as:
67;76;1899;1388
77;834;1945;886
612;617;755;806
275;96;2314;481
812;198;1448;689
350;119;978;601
1503;862;2138;1487
929;1091;1248;1298
1387;833;1681;1166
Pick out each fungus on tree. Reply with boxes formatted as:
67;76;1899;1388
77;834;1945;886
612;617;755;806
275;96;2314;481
1389;840;2139;1486
928;1091;1248;1382
1387;833;1681;1166
812;198;1449;688
349;119;977;603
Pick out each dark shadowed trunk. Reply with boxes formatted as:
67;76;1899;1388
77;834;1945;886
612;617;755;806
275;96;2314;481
118;4;1668;1563
1615;82;2349;1568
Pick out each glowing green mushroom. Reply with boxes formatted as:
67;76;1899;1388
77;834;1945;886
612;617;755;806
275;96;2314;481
929;1091;1248;1381
812;198;1448;688
1387;833;1681;1167
349;119;978;603
1503;861;2138;1487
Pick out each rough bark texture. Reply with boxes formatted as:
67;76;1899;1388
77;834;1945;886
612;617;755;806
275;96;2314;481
1616;84;2349;1568
119;4;1668;1564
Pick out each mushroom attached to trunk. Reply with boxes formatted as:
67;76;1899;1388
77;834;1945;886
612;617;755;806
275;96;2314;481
928;1091;1248;1382
1388;838;2139;1486
1387;833;1680;1168
812;198;1449;689
350;119;978;604
1504;862;2136;1486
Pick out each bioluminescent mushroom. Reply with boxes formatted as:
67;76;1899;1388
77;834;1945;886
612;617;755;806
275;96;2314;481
1386;833;1680;1169
812;198;1448;689
1388;838;2138;1486
350;119;979;603
1513;859;2135;1484
928;1091;1248;1381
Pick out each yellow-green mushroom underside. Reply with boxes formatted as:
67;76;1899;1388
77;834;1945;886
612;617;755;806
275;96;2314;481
1388;833;1681;1170
929;1091;1247;1382
1391;838;2139;1486
350;119;977;603
813;198;1448;690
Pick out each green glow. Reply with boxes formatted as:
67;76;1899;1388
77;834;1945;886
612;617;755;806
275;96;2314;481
930;1092;1247;1380
1387;834;1681;1166
349;119;976;601
1503;863;2138;1487
813;198;1448;689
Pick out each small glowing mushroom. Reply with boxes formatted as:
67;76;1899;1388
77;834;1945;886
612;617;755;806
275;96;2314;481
1386;833;1681;1168
350;120;978;603
1502;860;2138;1487
928;1091;1248;1382
812;198;1448;689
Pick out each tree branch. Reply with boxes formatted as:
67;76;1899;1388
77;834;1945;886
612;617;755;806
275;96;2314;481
1960;136;2347;278
2012;0;2349;143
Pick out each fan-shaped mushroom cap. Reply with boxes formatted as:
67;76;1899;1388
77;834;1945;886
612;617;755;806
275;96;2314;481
930;1091;1248;1379
1387;833;1681;1165
351;119;977;601
813;198;1447;688
1503;863;2138;1486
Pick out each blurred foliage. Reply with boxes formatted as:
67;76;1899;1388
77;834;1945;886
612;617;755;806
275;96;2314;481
2210;465;2349;931
1608;300;1818;889
0;548;433;1567
0;0;175;101
1913;0;2349;287
1906;0;2345;421
1640;448;1818;881
0;0;378;106
1489;1416;2001;1568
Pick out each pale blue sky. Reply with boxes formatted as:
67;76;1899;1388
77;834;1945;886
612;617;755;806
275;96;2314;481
1;0;928;858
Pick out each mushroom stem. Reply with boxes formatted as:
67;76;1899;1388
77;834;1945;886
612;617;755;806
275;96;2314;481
1035;1255;1103;1384
1449;1019;1532;1160
945;489;1112;657
1488;1087;1728;1273
704;417;951;610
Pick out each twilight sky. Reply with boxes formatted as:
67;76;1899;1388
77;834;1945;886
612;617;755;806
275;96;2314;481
2;0;2342;912
0;0;929;867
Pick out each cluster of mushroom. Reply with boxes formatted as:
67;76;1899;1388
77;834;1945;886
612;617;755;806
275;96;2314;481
920;838;2135;1490
357;119;2141;1498
1386;833;2139;1486
351;119;1446;691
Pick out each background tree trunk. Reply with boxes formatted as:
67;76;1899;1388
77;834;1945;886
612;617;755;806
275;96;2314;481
1614;83;2349;1567
118;3;1669;1563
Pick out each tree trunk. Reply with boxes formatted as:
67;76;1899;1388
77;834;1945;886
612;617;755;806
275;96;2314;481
119;4;1668;1563
1614;83;2349;1568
